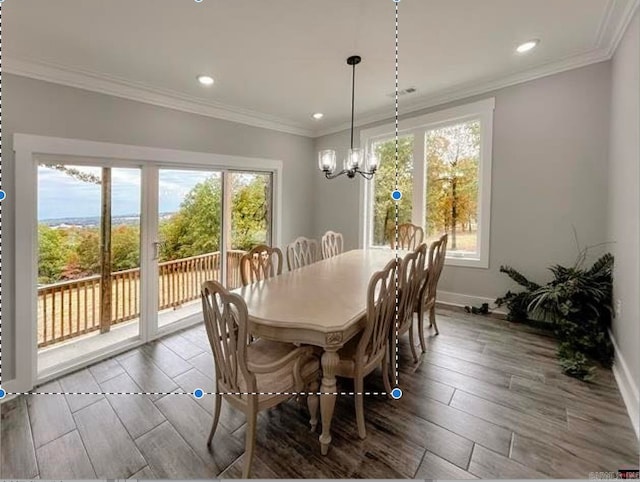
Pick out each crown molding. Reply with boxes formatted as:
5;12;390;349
604;0;640;55
313;48;612;138
595;0;619;49
4;57;314;138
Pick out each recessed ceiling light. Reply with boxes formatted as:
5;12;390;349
197;75;215;86
516;39;539;54
312;112;324;120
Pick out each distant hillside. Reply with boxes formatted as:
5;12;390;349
40;212;175;228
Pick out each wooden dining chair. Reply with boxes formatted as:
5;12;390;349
416;234;448;348
390;223;425;250
286;236;320;271
239;244;283;286
396;243;428;363
201;280;320;478
321;231;344;259
334;258;398;439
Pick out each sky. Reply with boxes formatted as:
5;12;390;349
38;166;216;220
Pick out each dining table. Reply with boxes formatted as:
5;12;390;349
232;248;399;455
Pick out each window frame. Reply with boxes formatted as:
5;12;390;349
360;98;494;268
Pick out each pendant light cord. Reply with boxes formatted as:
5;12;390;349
350;61;356;150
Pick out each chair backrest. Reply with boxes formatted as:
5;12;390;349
286;237;319;271
426;234;448;300
398;247;426;333
416;242;428;276
240;245;283;286
321;231;344;259
391;223;424;250
201;280;253;394
356;258;399;364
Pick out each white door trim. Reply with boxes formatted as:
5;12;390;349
13;133;283;391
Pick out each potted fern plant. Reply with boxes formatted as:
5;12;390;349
496;251;614;380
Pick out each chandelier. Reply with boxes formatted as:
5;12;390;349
318;55;379;180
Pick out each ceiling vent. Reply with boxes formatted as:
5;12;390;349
387;87;417;97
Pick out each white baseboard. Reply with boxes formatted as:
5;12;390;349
436;290;508;316
609;329;640;439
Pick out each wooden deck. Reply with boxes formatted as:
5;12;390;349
2;308;638;478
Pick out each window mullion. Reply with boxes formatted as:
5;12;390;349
221;171;231;287
411;129;426;231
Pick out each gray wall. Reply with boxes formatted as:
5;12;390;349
2;74;316;382
608;11;640;403
314;61;612;302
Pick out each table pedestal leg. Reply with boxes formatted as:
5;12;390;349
319;347;339;456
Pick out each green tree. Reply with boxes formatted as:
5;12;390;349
38;225;69;284
160;176;222;261
75;229;101;275
231;175;269;250
112;225;140;271
372;136;414;245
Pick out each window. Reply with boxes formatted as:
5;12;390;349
362;98;494;267
371;135;414;246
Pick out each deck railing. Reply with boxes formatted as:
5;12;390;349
37;250;246;348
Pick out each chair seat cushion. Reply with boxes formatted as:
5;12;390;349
233;339;319;399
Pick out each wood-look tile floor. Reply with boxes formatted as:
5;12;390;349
2;308;638;479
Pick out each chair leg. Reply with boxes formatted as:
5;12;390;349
242;398;258;479
408;319;418;363
430;305;439;335
207;392;222;447
382;350;392;395
417;306;427;353
388;335;398;386
307;380;320;432
354;376;366;439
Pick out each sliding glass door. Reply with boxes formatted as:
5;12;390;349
33;160;276;378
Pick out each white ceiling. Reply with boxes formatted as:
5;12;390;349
4;0;638;136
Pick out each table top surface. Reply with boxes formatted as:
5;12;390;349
233;249;399;334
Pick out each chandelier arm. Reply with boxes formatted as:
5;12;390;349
324;169;348;180
358;170;375;181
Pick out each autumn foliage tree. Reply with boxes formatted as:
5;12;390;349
425;121;479;250
371;121;480;251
